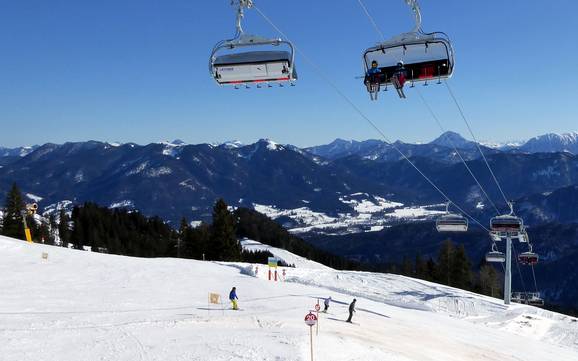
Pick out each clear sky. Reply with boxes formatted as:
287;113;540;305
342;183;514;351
0;0;577;148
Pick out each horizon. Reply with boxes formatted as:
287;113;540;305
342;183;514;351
1;1;577;147
2;129;578;150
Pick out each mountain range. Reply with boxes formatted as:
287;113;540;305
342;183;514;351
1;131;578;226
1;131;578;309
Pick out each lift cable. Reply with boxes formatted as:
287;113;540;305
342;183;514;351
252;4;490;233
416;89;501;215
356;0;386;42
444;81;511;210
354;0;501;216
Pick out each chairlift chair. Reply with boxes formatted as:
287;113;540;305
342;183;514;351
526;292;544;307
210;0;297;87
510;292;524;304
435;202;468;232
490;202;524;234
490;215;524;233
362;0;454;97
518;252;538;265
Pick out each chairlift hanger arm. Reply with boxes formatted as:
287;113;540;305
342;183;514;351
404;0;422;33
232;0;254;35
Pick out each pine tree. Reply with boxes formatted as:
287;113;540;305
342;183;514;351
1;183;26;240
178;217;189;258
209;199;241;261
402;256;413;276
452;244;472;289
436;239;454;286
426;257;437;281
479;264;502;298
415;253;428;280
58;209;70;247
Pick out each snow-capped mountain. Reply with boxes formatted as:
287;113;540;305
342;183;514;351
0;145;39;166
429;131;477;149
0;145;38;158
2;137;578;226
305;138;385;160
520;132;578;154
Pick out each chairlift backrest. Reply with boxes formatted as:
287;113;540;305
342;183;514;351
436;213;468;232
210;1;297;87
363;37;454;86
490;215;524;233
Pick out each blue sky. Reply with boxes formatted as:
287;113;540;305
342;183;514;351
0;0;577;148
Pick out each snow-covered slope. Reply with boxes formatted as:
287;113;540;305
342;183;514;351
1;235;577;361
240;238;331;270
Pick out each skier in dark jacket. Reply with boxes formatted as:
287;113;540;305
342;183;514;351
323;297;331;313
229;287;239;310
346;298;356;323
365;60;381;100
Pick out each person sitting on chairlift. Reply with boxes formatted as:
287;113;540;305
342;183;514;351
391;61;408;99
365;60;381;100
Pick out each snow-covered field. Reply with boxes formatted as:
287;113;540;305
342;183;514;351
253;194;444;236
1;235;577;361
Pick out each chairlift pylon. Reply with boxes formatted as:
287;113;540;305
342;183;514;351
210;0;297;87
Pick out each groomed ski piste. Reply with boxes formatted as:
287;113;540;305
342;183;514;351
1;235;577;361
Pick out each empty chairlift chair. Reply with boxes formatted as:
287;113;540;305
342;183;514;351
526;292;545;307
510;292;524;304
486;244;505;263
436;202;468;232
211;44;297;86
209;1;297;88
518;243;539;265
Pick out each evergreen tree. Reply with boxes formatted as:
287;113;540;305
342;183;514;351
415;253;428;280
479;264;502;298
37;218;53;244
425;257;437;282
452;244;473;289
436;239;455;285
188;223;211;260
58;209;70;247
178;217;189;258
209;199;241;261
1;183;26;240
401;256;413;276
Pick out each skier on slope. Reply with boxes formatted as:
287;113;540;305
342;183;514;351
346;298;356;323
229;287;239;310
323;297;331;313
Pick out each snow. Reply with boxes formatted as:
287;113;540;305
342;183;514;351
254;197;442;236
1;235;577;361
385;206;445;220
42;200;73;217
145;166;172;177
253;204;338;227
264;139;280;151
110;200;134;209
240;238;330;270
221;140;244;149
25;193;43;202
339;194;402;213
